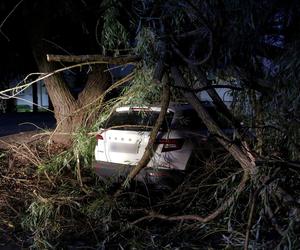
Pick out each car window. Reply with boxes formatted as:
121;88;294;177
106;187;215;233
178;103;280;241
104;111;174;131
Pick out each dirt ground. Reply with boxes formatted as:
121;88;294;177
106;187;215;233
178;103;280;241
0;131;50;150
0;131;61;248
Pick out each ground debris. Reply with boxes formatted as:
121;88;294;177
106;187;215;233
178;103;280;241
0;133;300;249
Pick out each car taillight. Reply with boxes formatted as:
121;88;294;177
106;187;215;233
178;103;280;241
96;134;103;140
156;138;185;152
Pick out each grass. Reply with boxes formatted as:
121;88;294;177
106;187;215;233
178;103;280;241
16;105;32;112
1;139;300;249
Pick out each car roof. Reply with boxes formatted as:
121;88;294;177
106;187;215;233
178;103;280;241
115;102;214;113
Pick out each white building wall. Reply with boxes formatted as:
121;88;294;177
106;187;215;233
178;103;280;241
9;80;49;111
37;81;49;108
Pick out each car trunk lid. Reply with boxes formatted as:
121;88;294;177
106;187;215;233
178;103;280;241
97;130;151;165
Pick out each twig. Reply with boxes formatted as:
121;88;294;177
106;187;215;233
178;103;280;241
0;62;134;97
0;0;24;41
244;171;282;249
265;198;285;236
1;175;31;183
176;27;208;39
0;92;53;112
133;171;249;225
4;198;20;215
244;191;257;250
43;171;56;188
171;29;213;66
76;151;83;187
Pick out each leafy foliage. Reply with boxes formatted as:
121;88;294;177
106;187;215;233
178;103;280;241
100;0;130;54
120;67;162;106
134;27;157;65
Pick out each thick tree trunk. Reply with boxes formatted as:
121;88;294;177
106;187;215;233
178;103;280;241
77;65;111;127
32;47;111;145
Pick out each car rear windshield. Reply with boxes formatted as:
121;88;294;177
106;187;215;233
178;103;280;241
104;111;174;131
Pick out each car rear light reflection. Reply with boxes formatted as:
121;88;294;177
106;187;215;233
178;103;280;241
130;107;151;112
156;138;184;152
96;134;104;140
148;172;169;177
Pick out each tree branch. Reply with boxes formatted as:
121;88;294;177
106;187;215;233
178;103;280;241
170;65;256;173
0;0;25;41
171;32;213;66
176;27;208;39
114;82;171;196
46;54;141;64
133;171;249;224
171;83;243;92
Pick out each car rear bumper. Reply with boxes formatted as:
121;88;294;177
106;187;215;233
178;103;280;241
93;160;184;188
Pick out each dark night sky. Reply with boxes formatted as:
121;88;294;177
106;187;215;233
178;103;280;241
0;0;105;82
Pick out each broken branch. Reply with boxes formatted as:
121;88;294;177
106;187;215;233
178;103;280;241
133;171;249;225
46;54;141;64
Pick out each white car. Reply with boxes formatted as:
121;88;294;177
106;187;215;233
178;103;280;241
93;103;230;188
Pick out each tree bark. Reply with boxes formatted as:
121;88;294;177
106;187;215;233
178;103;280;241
47;54;140;64
115;81;171;196
125;84;170;181
171;65;256;174
33;46;111;145
192;67;242;128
